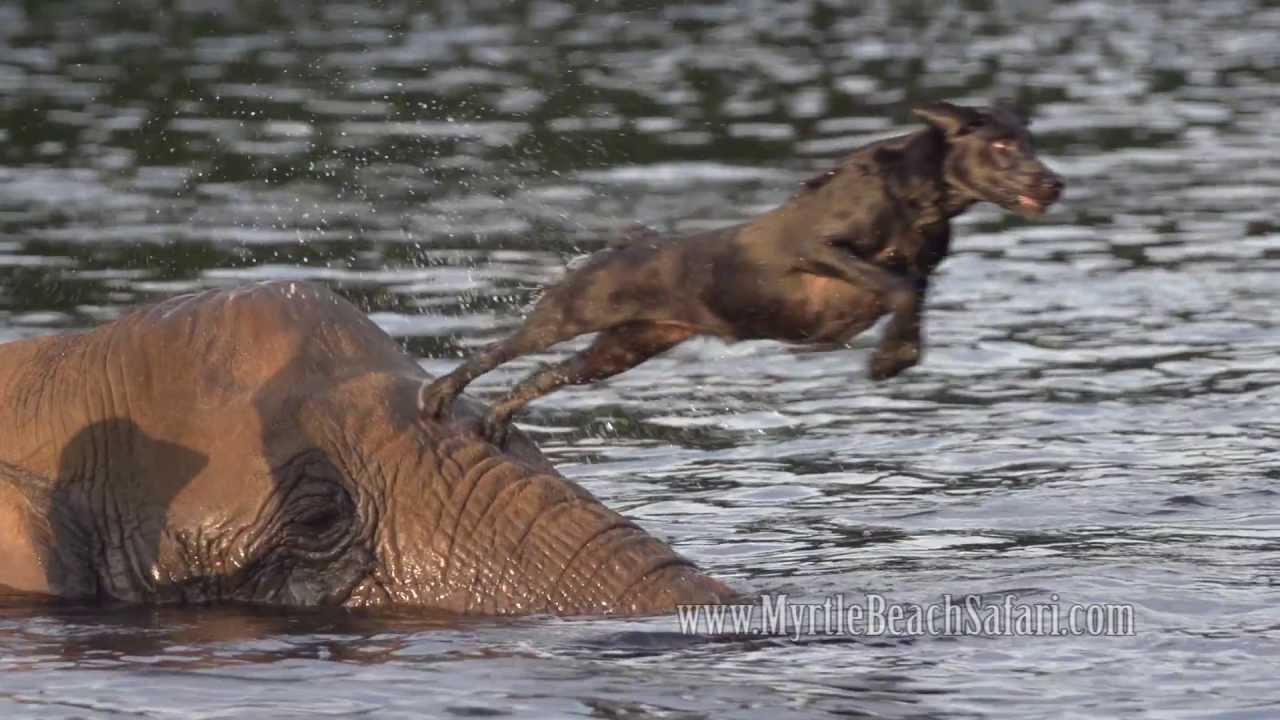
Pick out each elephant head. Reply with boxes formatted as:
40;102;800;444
0;282;732;614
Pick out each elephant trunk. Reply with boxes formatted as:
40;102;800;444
354;434;733;615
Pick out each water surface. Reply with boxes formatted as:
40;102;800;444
1;1;1278;718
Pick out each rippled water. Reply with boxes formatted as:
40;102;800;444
2;0;1279;717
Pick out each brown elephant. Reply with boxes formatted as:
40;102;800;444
0;282;732;614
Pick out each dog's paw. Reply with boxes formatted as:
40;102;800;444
417;380;458;419
479;413;513;448
869;343;921;380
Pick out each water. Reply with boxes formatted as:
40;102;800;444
1;0;1278;717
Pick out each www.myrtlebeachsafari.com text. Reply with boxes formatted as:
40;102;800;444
676;594;1136;640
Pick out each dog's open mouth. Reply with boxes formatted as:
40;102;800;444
1017;194;1046;216
994;187;1057;217
1010;191;1061;217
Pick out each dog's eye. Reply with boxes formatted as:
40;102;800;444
991;139;1015;152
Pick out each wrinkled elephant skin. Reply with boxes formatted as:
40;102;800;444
0;282;733;615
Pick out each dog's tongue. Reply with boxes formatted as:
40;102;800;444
1018;195;1043;212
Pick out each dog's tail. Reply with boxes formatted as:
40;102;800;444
559;223;660;276
606;222;662;248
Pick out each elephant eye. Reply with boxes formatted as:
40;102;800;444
295;504;342;534
277;455;357;551
288;482;354;540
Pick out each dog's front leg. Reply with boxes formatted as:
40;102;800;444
802;243;925;380
868;276;926;380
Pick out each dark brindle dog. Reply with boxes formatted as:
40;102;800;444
420;100;1064;443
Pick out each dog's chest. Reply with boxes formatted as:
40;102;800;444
875;220;951;276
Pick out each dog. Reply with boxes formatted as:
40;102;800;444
419;100;1065;444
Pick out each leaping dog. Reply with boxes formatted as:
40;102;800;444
420;100;1065;444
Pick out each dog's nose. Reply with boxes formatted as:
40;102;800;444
1040;173;1065;195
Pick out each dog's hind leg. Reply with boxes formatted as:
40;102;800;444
417;288;591;419
417;324;567;419
479;322;696;445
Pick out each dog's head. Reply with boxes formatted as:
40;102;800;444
912;100;1064;217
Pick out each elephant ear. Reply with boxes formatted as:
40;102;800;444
912;101;984;136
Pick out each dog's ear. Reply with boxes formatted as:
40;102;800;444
991;98;1031;128
912;102;983;136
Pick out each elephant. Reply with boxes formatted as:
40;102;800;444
0;281;733;615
